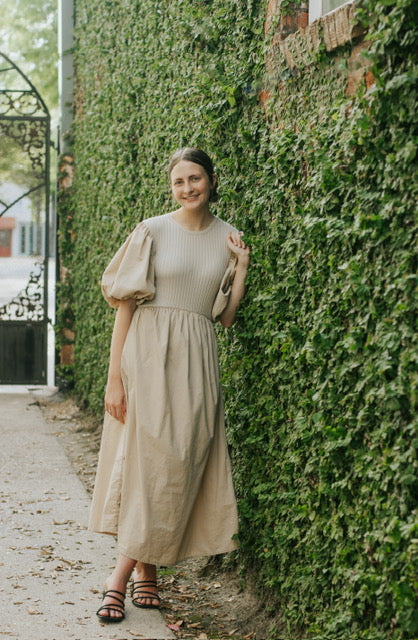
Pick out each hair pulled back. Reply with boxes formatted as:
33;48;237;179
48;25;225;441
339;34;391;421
168;147;219;203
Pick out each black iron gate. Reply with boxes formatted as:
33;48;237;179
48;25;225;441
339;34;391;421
0;53;51;384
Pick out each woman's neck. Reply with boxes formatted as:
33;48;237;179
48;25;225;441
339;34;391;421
173;207;214;231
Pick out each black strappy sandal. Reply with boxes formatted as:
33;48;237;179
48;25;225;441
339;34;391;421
96;588;126;622
131;579;161;609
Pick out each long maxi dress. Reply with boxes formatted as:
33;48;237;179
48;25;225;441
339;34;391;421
88;212;239;566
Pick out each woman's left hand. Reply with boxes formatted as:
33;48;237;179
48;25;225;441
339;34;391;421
226;231;250;266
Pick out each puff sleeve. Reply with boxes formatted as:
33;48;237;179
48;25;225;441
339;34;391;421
101;222;155;308
211;255;237;322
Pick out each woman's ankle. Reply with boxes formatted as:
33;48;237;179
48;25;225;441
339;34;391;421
133;561;157;581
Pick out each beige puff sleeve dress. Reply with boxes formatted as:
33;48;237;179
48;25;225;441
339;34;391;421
88;212;239;565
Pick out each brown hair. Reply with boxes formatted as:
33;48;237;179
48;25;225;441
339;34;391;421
168;147;219;203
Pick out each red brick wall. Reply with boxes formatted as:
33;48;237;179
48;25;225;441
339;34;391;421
263;1;374;101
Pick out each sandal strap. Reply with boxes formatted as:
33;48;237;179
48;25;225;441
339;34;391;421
132;588;161;599
101;589;125;607
131;579;160;602
97;604;124;614
103;588;126;599
131;580;158;594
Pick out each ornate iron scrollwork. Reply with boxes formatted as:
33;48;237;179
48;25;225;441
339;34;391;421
0;119;47;178
0;261;45;321
0;52;50;383
0;54;49;192
0;89;46;119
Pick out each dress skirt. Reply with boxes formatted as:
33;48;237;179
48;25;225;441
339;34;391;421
88;305;239;565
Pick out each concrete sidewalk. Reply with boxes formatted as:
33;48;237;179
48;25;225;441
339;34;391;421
0;390;174;640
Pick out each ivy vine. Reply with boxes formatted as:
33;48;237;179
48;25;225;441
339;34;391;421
58;0;418;637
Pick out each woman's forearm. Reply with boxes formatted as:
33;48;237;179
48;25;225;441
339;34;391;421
107;298;137;381
220;259;249;328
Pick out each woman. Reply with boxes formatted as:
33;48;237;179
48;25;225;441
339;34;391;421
90;147;250;622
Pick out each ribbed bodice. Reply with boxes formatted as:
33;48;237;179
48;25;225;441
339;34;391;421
141;213;235;318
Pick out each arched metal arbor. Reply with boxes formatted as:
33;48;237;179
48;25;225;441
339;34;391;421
0;52;51;384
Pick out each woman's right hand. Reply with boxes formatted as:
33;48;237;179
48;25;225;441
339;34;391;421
105;377;127;424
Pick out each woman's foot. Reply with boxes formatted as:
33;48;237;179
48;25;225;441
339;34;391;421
96;554;137;622
131;562;160;609
96;579;126;622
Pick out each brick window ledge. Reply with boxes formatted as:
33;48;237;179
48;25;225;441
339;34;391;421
268;2;366;71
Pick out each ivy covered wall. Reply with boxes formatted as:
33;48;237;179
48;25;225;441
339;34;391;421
59;1;418;637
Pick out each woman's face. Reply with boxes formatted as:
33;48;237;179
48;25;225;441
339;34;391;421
170;160;215;212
